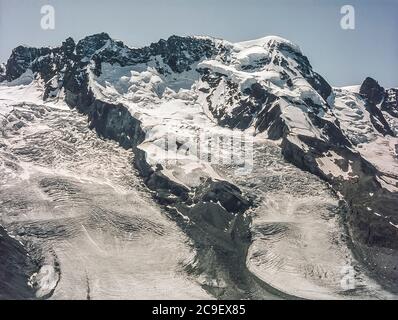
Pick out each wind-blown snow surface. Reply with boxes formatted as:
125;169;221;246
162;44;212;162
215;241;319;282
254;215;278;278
1;33;398;299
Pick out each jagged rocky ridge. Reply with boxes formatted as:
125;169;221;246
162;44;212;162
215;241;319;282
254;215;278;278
1;33;397;294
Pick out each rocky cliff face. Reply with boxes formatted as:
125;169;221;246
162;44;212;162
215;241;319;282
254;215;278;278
1;33;397;294
0;227;37;299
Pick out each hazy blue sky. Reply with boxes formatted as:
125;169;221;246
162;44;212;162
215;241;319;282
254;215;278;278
0;0;397;87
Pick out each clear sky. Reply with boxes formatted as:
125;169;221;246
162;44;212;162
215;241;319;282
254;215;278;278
0;0;397;87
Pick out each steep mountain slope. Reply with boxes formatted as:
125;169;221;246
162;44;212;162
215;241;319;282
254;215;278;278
1;33;397;298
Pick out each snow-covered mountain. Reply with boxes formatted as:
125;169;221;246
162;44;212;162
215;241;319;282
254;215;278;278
1;33;397;299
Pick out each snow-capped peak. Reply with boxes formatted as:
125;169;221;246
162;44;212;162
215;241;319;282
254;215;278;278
235;35;302;54
1;33;398;297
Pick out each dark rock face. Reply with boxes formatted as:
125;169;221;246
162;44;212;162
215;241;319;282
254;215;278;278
88;101;145;149
360;77;385;105
276;42;332;100
364;100;394;136
307;73;332;101
255;102;285;139
149;35;218;73
60;37;76;58
192;179;252;213
5;46;51;81
359;77;395;136
198;71;281;131
75;32;111;58
0;227;37;299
